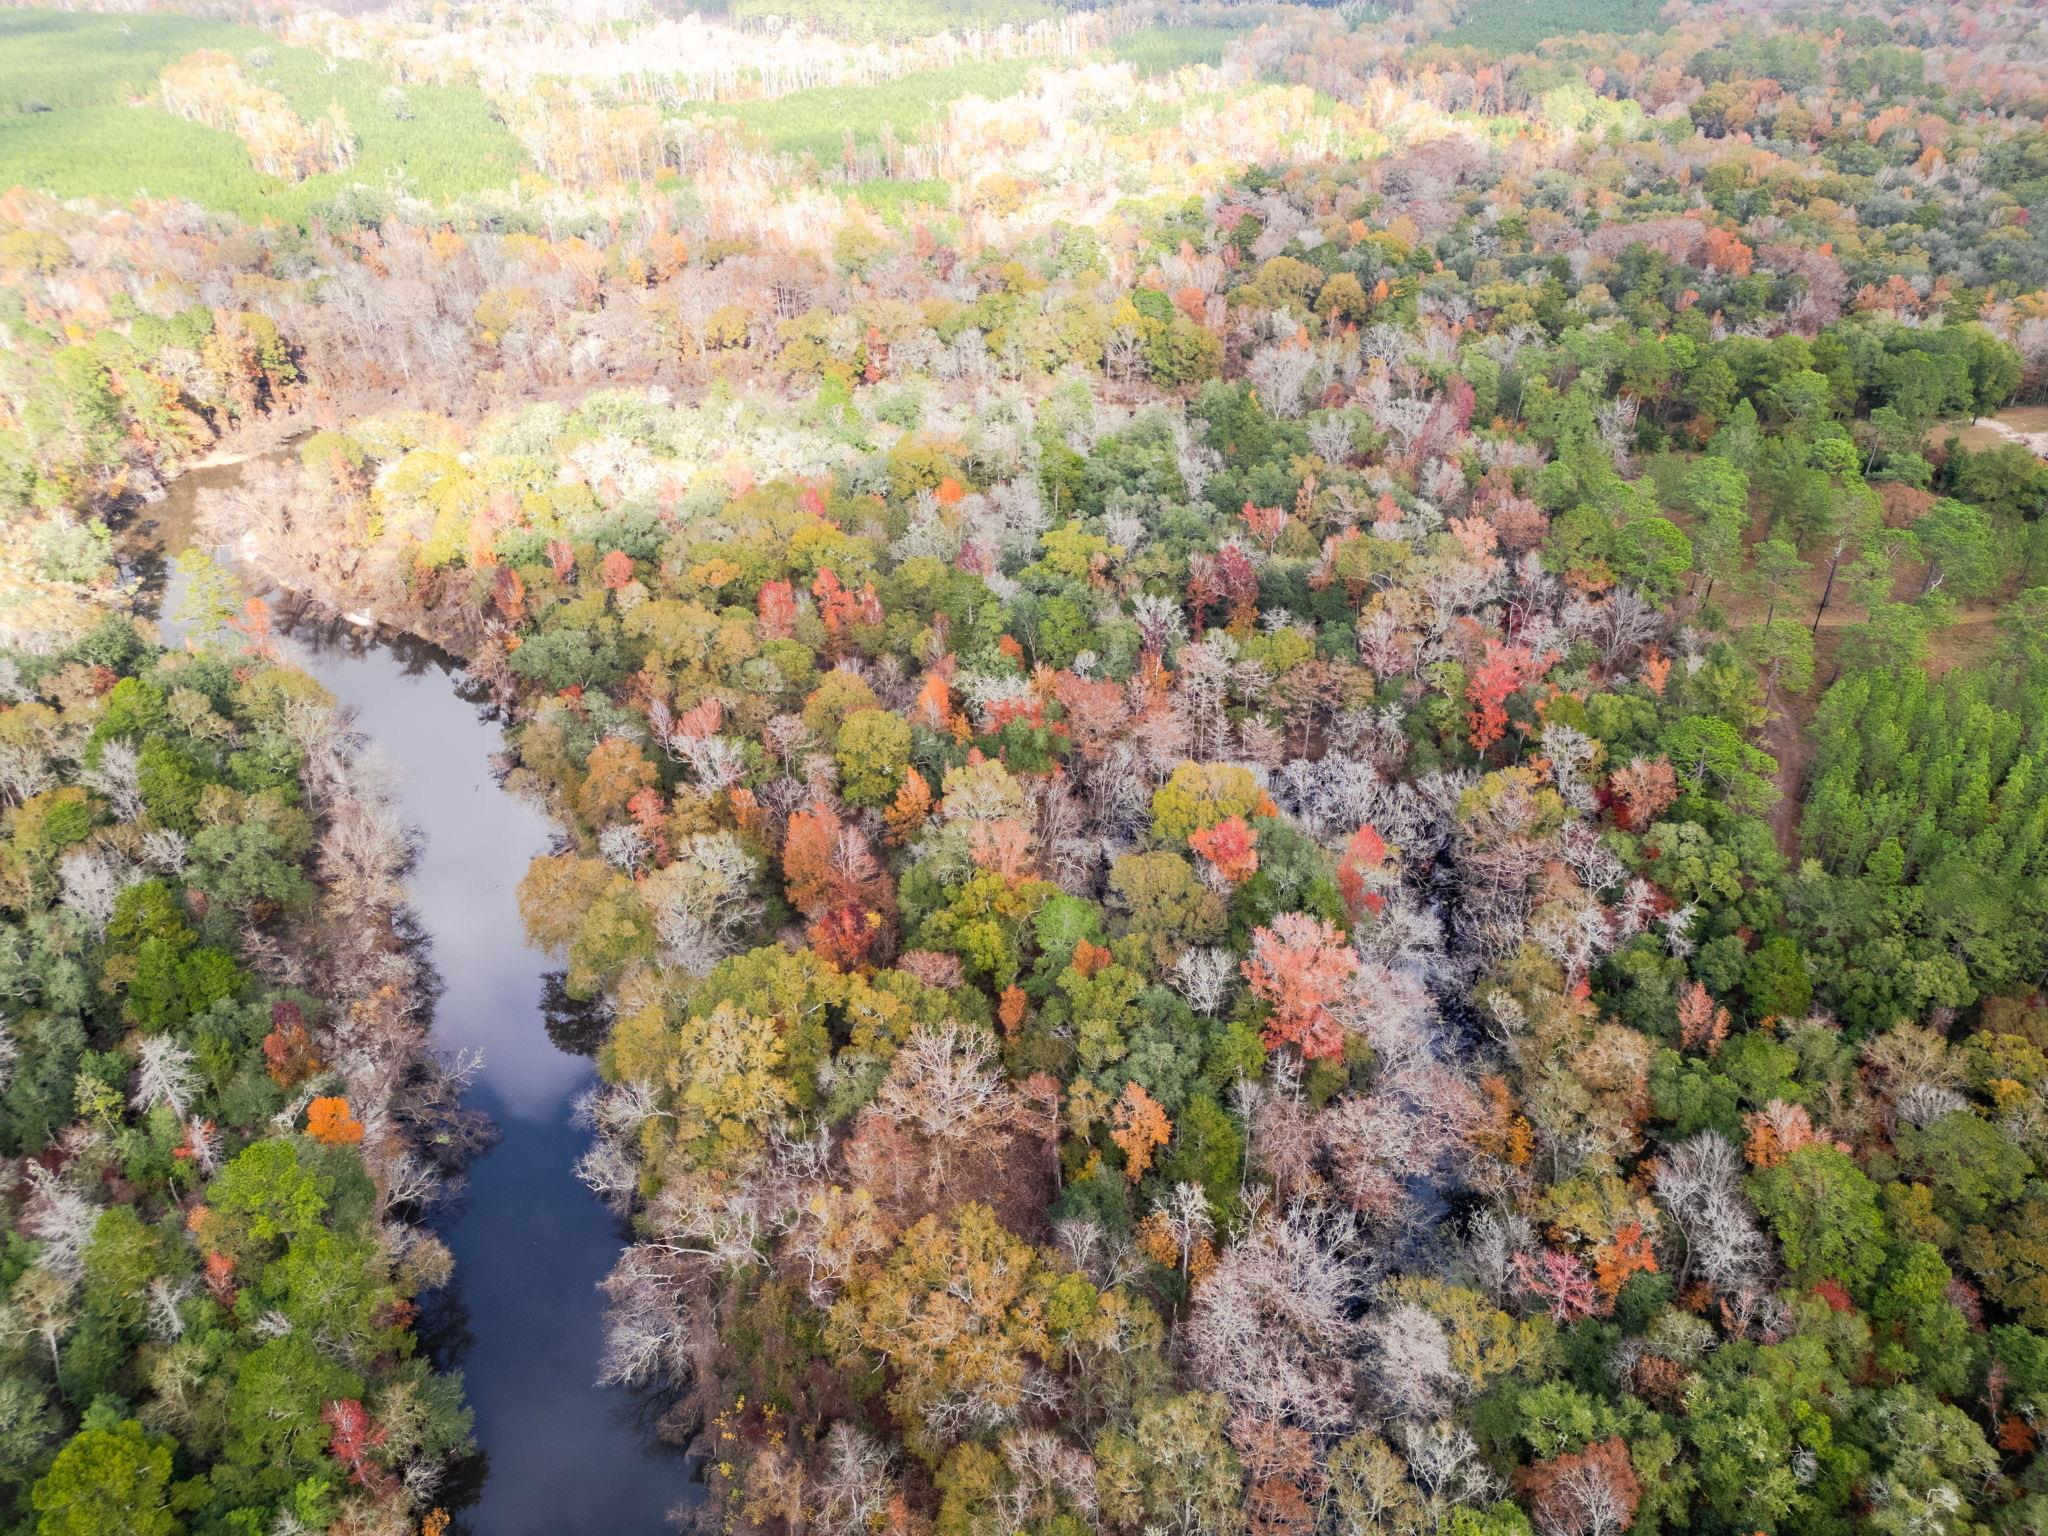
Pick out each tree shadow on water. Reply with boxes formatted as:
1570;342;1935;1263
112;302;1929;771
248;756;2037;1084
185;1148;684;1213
542;970;614;1057
415;1276;477;1373
439;1449;490;1530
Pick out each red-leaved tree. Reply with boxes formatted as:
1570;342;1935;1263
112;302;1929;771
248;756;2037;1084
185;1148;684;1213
1242;913;1359;1060
1190;815;1259;886
1515;1247;1608;1324
756;579;797;640
1467;638;1542;755
1336;824;1391;922
322;1399;395;1496
781;803;844;917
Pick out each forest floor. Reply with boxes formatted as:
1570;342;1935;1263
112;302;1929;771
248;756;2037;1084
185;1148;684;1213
1676;447;2018;857
1734;577;2008;856
1944;403;2048;454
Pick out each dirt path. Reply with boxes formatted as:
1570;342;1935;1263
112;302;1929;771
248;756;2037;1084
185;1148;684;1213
1944;405;2048;454
1667;455;2013;858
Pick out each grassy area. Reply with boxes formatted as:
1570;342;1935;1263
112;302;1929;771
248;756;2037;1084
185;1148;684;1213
0;105;275;211
0;9;525;222
1110;24;1246;75
703;59;1036;161
1942;406;2048;455
1438;0;1667;52
0;11;262;115
237;50;526;208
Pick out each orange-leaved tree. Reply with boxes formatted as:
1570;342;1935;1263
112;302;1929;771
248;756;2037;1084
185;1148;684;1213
1110;1082;1172;1182
306;1096;365;1146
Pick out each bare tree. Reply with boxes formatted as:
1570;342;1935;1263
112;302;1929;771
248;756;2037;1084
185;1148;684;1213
132;1036;201;1120
1184;1198;1369;1431
812;1423;898;1536
58;849;127;935
642;832;764;975
870;1021;1016;1169
20;1165;100;1282
79;741;143;819
1402;1420;1499;1518
1365;1301;1461;1419
1652;1131;1773;1293
1168;947;1235;1016
996;1427;1098;1533
0;742;54;806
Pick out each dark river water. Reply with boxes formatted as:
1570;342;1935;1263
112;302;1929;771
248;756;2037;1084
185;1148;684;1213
131;455;693;1535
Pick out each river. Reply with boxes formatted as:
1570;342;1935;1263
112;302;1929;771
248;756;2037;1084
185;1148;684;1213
127;454;694;1535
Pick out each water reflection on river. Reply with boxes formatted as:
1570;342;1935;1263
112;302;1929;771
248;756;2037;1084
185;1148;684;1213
127;455;693;1535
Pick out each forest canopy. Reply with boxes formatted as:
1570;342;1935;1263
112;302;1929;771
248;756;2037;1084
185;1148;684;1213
7;0;2048;1532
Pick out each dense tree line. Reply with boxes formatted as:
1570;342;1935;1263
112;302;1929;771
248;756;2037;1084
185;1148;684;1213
0;613;476;1535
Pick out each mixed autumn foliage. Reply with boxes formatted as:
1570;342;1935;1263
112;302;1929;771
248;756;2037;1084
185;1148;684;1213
9;0;2048;1533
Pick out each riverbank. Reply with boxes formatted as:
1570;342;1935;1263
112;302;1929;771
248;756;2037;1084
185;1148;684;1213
134;450;698;1533
0;570;484;1531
